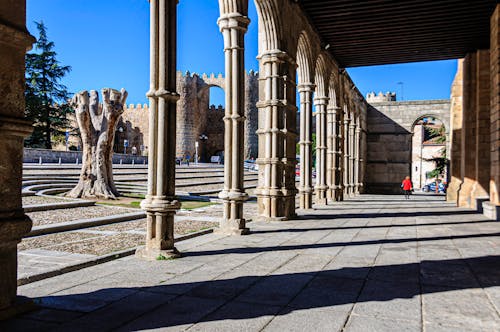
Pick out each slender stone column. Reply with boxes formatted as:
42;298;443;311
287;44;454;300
256;51;296;221
314;96;329;204
343;109;350;197
354;122;361;195
216;12;250;234
137;0;180;260
348;119;356;196
0;3;35;315
335;107;344;201
327;105;340;200
298;83;315;209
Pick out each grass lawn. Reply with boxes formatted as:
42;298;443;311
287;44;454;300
98;193;217;210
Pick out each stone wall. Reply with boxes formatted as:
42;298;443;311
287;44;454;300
114;71;259;161
365;99;451;193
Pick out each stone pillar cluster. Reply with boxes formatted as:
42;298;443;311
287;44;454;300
216;10;250;234
314;96;329;204
255;51;297;220
136;0;180;260
298;83;315;209
0;2;35;314
326;104;340;200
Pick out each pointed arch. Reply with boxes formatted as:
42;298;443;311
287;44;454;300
314;53;330;97
296;31;314;85
254;0;283;52
218;0;249;16
327;71;340;108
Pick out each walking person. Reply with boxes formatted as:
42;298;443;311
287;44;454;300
401;176;413;199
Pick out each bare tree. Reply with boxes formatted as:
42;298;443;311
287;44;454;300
67;88;128;199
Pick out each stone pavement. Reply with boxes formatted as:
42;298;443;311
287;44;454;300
2;194;500;331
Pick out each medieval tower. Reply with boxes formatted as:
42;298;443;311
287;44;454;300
121;70;259;161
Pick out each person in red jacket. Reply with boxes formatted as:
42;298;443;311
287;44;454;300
401;176;413;199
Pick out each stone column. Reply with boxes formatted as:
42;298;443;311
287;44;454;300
298;83;315;209
354;121;361;195
343;109;350;197
0;2;34;314
335;108;344;200
217;11;250;235
348;118;356;196
471;50;491;207
326;104;337;200
314;96;329;204
137;0;180;260
256;51;296;221
447;60;464;203
487;5;500;219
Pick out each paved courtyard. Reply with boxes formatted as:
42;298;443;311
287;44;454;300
2;194;500;331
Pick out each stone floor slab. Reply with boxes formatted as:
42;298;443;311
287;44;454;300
4;194;499;331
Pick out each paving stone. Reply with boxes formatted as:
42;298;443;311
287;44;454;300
354;279;421;322
345;314;421;332
51;291;176;331
0;318;59;332
422;285;500;331
115;295;226;331
190;300;282;331
236;273;314;306
263;306;352;332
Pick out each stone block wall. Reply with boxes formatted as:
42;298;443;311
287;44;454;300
365;99;450;194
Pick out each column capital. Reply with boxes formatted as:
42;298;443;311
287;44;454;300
0;115;33;138
217;13;250;32
314;96;329;105
257;50;295;65
297;83;316;92
0;22;35;51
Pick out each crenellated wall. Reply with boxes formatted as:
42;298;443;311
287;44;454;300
110;70;259;161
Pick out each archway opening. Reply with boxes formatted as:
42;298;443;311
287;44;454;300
411;116;448;191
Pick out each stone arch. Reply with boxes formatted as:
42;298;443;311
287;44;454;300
327;71;340;107
411;114;449;134
218;0;249;16
314;53;330;97
296;31;315;85
254;0;284;52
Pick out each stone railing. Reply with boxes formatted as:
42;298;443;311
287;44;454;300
23;148;148;164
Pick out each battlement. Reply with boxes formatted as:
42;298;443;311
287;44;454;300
176;70;259;79
209;104;225;112
366;91;396;103
125;103;149;111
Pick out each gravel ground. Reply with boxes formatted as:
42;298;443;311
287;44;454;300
22;196;70;206
44;233;145;256
19;218;219;256
27;206;136;226
19;232;97;251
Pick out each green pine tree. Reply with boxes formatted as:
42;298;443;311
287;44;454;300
25;21;72;149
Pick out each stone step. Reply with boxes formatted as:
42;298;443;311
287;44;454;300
23;200;95;212
26;211;146;237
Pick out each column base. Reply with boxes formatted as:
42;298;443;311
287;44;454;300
135;246;181;261
0;296;36;320
482;201;500;220
214;227;250;236
216;218;249;235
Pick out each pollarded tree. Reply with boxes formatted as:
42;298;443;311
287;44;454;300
25;21;72;149
67;88;128;199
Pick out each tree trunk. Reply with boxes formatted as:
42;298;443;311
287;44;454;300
67;88;128;199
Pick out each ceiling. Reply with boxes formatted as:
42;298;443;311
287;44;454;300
299;0;498;67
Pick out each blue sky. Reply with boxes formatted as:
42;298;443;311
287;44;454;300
27;0;457;106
